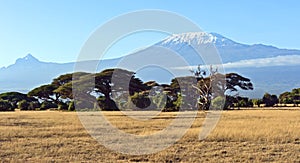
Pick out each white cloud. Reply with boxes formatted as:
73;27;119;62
223;55;300;68
173;55;300;70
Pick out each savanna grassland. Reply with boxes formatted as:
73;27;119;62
0;108;299;162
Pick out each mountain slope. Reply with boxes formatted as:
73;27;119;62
0;54;121;93
157;32;300;63
1;32;300;98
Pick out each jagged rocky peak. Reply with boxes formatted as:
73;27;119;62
15;53;39;64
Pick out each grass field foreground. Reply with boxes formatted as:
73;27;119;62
0;108;299;162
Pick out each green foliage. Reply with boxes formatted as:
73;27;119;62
224;95;235;109
40;101;58;110
237;97;252;108
28;84;59;103
236;100;247;108
53;72;91;100
58;103;68;110
76;100;98;111
224;96;253;109
0;92;28;101
161;66;254;111
0;100;14;111
28;101;41;110
211;96;225;110
172;93;182;110
0;92;33;109
130;92;151;110
54;82;73;100
252;99;263;107
18;100;29;110
262;93;278;107
97;96;118;111
168;76;199;110
95;68;148;96
279;88;300;106
68;101;75;111
2;67;258;112
225;73;253;92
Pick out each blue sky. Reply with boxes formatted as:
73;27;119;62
0;0;299;67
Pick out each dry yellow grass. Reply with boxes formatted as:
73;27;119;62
0;108;299;162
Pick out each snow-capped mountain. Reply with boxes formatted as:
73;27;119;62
159;32;241;47
1;32;300;98
156;32;300;63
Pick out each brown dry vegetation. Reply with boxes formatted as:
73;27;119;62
0;108;300;162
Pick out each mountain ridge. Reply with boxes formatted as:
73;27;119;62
1;32;300;98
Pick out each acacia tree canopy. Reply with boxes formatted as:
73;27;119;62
28;84;59;103
225;73;253;92
0;92;36;108
168;66;254;110
25;67;255;111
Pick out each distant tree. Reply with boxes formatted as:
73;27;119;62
52;73;73;88
143;81;166;110
224;95;253;110
224;95;235;109
27;72;90;109
53;72;91;100
271;95;279;106
54;82;73;100
28;84;60;104
18;100;29;110
40;101;58;110
129;92;151;110
211;96;225;110
252;99;263;107
94;69;148;111
0;92;34;109
58;103;68;110
279;92;292;104
160;84;178;111
172;93;182;111
28;101;41;110
191;66;219;110
71;68;148;111
291;88;300;106
279;88;300;106
165;65;253;111
169;76;199;110
0;100;14;111
225;73;253;92
150;90;167;110
262;93;278;107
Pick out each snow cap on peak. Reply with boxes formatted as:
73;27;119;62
159;32;237;47
162;32;217;45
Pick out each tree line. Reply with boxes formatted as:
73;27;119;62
0;66;298;112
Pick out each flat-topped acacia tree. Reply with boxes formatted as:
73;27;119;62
168;65;253;110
